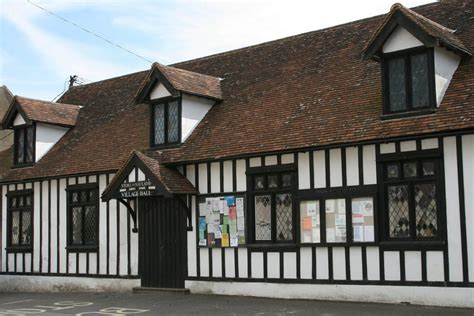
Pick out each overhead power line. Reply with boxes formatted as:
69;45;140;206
26;0;153;64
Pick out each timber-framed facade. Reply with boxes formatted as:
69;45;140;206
0;1;473;307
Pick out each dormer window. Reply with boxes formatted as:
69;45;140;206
382;47;435;115
14;124;35;165
151;98;181;147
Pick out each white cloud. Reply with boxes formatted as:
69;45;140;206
1;0;137;82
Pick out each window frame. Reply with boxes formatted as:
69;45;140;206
149;97;182;149
299;193;378;246
13;123;36;167
6;190;34;253
66;184;100;252
379;154;445;243
247;165;297;245
381;47;436;116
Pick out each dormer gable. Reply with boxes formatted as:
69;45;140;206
2;96;81;166
362;3;471;117
135;63;222;148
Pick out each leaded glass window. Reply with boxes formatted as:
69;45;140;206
388;185;410;238
8;192;33;248
415;183;438;237
14;125;35;165
167;101;179;143
384;49;434;114
388;57;407;112
411;53;430;108
383;158;441;241
250;169;295;243
154;103;165;145
255;195;272;241
152;99;181;146
276;193;293;241
68;186;99;248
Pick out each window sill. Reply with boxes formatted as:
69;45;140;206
66;245;98;253
381;108;436;120
246;243;298;251
149;142;181;150
6;246;33;253
379;240;445;250
11;162;35;169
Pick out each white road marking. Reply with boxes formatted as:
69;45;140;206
0;300;33;306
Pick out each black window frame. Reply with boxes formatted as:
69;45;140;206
379;154;444;243
13;123;36;167
6;190;34;253
66;184;99;252
247;165;297;245
381;47;436;117
149;97;182;149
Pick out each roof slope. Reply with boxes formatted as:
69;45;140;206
1;0;473;182
136;63;222;102
3;96;81;128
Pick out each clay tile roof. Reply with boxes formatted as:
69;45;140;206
1;1;473;182
135;62;222;102
3;96;81;128
136;151;197;194
102;150;197;200
363;2;472;60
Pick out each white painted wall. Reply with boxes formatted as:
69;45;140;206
186;281;474;308
462;135;474;282
13;113;26;126
0;173;139;278
149;81;171;100
181;95;214;142
443;137;463;282
35;123;69;162
382;26;423;53
434;47;461;106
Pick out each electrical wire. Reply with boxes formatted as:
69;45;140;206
26;0;153;64
51;78;69;102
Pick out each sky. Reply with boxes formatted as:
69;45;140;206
0;0;435;101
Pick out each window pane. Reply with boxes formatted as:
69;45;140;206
21;211;32;245
386;163;400;179
18;196;24;207
403;161;417;178
282;173;292;188
16;128;25;163
411;53;430;108
254;175;265;190
26;126;34;163
10;197;17;208
268;174;278;189
255;195;271;241
72;191;79;203
325;199;346;242
89;189;97;202
154;103;165;145
422;161;435;176
388;57;407;112
388;185;410;238
415;183;438;237
300;201;320;243
84;206;97;244
167;101;179;143
11;211;20;245
276;193;293;241
25;195;32;206
72;207;82;244
80;191;88;203
352;197;375;242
